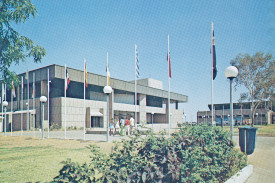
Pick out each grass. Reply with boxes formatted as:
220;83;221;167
223;124;275;136
0;135;113;183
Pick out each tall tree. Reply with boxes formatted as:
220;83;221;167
230;52;275;126
0;0;46;86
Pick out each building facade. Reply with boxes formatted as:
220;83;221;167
1;64;188;132
197;102;274;125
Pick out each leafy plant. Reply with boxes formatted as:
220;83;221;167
53;125;246;183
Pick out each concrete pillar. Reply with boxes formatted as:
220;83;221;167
139;94;146;123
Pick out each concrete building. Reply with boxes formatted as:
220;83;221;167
197;102;274;125
1;64;188;132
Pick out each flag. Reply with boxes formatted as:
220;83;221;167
85;60;88;87
2;83;5;101
167;51;171;78
106;53;110;86
65;68;70;90
135;46;140;79
212;27;217;80
12;81;16;98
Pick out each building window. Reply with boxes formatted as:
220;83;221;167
91;117;103;128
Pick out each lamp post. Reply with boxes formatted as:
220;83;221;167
40;96;47;139
26;102;29;131
151;112;154;130
3;101;8;136
225;66;238;140
255;113;258;125
103;85;112;142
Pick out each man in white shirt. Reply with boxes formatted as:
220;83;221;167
130;116;135;135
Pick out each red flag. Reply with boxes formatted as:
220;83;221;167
65;69;70;90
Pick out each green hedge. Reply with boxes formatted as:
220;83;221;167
53;125;246;183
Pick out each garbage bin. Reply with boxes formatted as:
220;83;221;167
238;127;258;155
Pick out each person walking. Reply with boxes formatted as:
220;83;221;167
130;116;135;135
109;118;114;136
120;117;125;136
125;118;130;135
114;117;120;135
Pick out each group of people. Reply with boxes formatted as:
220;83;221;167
109;116;135;136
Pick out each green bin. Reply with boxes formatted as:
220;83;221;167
238;127;257;155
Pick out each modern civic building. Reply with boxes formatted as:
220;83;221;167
197;102;274;125
1;64;188;133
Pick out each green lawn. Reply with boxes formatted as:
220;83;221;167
0;136;113;183
223;124;275;136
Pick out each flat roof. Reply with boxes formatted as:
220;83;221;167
16;64;188;103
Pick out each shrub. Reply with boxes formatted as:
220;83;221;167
50;123;61;130
53;125;246;183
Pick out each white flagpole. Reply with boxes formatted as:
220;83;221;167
64;64;67;139
27;71;29;131
135;44;137;127
83;59;86;140
4;83;6;101
21;76;23;136
33;72;35;136
168;35;171;137
11;81;13;136
47;68;50;138
211;22;214;125
1;83;4;120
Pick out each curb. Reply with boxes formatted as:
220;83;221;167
225;165;253;183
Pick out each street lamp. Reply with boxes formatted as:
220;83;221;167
40;96;47;139
103;85;112;142
151;112;154;130
255;113;258;125
225;66;238;140
26;102;29;131
3;101;8;136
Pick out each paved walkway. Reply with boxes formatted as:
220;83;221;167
233;136;275;183
0;130;127;142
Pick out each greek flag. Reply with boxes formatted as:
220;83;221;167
135;46;140;79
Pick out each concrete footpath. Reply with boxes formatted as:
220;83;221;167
234;136;275;183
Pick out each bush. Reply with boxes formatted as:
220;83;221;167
53;125;246;183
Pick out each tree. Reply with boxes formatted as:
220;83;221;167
0;0;46;87
230;52;275;126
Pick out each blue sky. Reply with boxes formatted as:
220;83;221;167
11;0;274;122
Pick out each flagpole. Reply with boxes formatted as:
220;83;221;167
21;76;23;136
11;81;13;136
168;35;171;137
135;44;137;127
48;68;50;138
83;59;86;140
1;83;4;121
64;64;67;139
27;71;30;131
33;73;35;136
5;83;6;101
211;22;214;125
